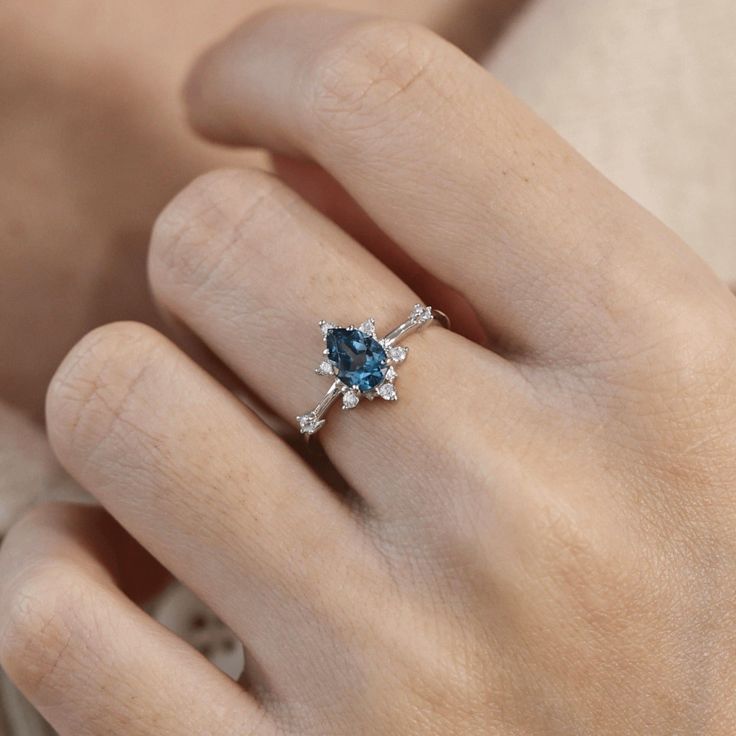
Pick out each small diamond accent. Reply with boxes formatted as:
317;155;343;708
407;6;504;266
388;346;408;363
342;390;360;410
377;383;397;401
319;321;337;338
385;366;398;382
410;304;433;325
316;361;334;376
358;318;376;337
297;413;325;435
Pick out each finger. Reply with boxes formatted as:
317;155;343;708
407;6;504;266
185;8;725;363
272;155;488;346
0;503;270;736
148;168;538;522
45;322;384;699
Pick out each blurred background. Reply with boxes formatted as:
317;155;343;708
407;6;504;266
1;1;734;732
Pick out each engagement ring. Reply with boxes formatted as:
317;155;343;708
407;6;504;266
297;304;445;436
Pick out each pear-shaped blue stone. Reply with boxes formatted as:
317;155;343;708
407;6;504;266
326;328;388;392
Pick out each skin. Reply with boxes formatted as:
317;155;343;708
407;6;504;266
0;0;510;519
2;6;736;735
0;0;508;419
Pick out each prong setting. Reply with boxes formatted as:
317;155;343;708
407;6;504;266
388;346;408;364
410;304;433;325
377;383;397;401
299;306;437;435
297;413;326;435
358;318;377;337
342;390;360;410
316;360;335;376
319;320;337;338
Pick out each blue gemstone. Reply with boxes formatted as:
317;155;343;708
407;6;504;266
326;328;388;392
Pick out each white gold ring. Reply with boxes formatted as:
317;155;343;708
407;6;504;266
297;304;447;436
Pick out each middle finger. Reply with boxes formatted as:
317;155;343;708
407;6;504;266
185;8;721;365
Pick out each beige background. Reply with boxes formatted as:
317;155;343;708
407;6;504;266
486;0;736;283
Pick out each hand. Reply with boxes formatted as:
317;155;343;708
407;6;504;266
3;7;736;734
0;0;489;534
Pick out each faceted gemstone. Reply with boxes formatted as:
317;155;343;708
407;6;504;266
410;304;433;325
297;413;324;435
316;360;334;376
388;345;408;363
342;390;360;409
326;328;388;392
377;383;397;401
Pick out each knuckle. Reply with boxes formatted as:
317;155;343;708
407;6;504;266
0;560;91;701
530;499;654;625
627;293;736;419
671;303;736;380
579;261;736;426
614;258;735;379
304;19;438;134
149;167;284;300
644;276;734;362
46;322;165;461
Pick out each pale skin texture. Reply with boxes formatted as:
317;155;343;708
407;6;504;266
0;0;509;418
0;0;507;514
2;6;736;735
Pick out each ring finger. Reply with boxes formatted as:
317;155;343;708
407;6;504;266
148;168;538;525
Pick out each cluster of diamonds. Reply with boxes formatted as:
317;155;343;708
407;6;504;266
297;304;434;435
